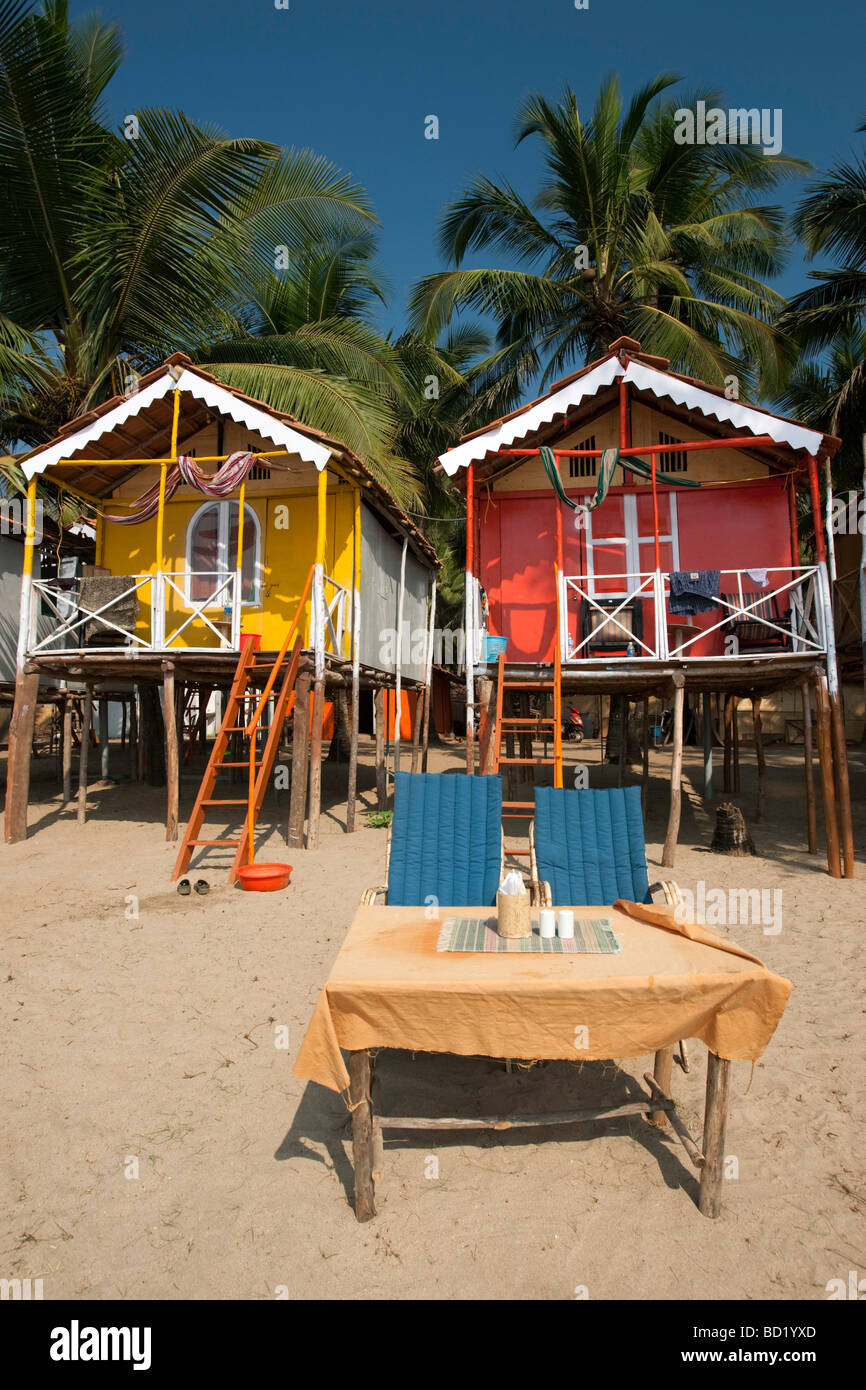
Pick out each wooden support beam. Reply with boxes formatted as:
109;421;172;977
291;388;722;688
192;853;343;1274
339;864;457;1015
800;679;817;854
814;674;841;878
306;678;326;850
410;686;424;775
477;675;494;774
349;1049;376;1222
828;688;855;878
3;670;40;843
77;684;93;826
723;694;733;793
287;673;311;848
646;1045;673;1128
698;1052;731;1219
661;677;685;868
374;687;387;810
732;696;740;793
99;697;110;782
62;696;73;805
641;696;650;813
703;691;713;801
163;663;178;841
751;697;766;823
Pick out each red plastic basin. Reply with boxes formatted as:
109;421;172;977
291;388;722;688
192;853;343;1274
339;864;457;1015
237;863;293;892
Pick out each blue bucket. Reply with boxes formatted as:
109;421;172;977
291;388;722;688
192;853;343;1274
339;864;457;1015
483;635;508;661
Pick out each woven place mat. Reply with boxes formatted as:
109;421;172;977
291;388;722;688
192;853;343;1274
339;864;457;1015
437;916;621;954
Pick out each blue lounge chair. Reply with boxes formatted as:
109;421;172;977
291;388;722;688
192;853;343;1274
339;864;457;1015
362;771;505;907
530;785;687;1070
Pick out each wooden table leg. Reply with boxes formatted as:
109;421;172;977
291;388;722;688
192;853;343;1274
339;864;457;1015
647;1045;673;1127
698;1052;730;1219
349;1049;376;1222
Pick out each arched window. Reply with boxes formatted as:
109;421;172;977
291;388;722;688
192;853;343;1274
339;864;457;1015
185;501;261;606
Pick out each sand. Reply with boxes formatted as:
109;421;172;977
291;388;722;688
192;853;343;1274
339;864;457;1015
1;733;864;1301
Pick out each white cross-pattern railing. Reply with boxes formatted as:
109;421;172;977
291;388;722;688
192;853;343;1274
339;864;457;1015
27;569;242;654
562;566;826;663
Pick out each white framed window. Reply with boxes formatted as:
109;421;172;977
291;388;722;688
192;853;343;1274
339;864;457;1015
185;500;262;607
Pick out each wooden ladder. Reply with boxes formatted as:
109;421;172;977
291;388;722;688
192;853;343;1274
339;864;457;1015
490;648;563;855
172;634;302;885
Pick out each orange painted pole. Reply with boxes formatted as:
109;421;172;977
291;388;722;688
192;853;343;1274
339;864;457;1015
651;451;661;571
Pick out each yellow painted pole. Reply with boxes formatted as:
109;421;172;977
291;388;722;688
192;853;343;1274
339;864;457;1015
315;465;328;567
236;482;246;573
23;478;37;577
155;388;180;572
352;485;361;661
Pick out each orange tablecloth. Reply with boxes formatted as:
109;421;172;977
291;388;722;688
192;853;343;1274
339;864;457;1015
294;900;792;1094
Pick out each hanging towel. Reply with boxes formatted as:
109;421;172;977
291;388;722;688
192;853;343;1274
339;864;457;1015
668;570;721;615
745;568;770;588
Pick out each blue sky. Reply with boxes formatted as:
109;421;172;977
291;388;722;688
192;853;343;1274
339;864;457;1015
81;0;864;345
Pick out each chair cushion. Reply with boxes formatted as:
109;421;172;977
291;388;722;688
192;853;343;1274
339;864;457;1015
387;772;503;907
533;786;651;906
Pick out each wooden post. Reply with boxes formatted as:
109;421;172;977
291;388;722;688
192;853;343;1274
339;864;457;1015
375;687;387;810
647;1045;673;1128
801;679;817;854
641;696;650;812
287;672;311;849
814;674;841;878
99;697;110;782
703;691;713;801
723;694;732;793
306;677;326;850
129;690;138;781
3;670;41;843
77;684;93;826
421;578;437;774
477;674;494;775
828;691;854;878
661;676;685;868
163;663;178;841
618;697;627;786
349;1049;376;1222
751;697;766;823
732;696;740;792
410;687;424;774
62;695;73;805
698;1052;731;1219
394;536;407;776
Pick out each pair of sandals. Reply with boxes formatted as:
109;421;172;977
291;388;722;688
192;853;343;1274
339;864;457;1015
177;878;209;896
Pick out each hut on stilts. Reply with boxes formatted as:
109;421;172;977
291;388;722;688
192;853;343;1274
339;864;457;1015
437;336;854;878
3;355;440;877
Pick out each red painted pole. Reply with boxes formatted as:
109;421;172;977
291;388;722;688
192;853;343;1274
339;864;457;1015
807;454;827;565
651;451;661;571
465;463;475;773
787;472;800;568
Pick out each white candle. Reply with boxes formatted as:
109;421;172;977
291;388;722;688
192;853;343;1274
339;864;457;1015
539;909;556;938
557;909;575;939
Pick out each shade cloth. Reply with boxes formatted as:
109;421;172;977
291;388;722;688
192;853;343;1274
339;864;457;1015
104;452;258;524
293;899;792;1095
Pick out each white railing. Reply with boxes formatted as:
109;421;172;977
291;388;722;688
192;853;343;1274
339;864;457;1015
27;569;241;655
309;567;351;678
561;566;826;663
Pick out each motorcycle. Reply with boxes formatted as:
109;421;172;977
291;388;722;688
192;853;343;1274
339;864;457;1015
563;706;584;742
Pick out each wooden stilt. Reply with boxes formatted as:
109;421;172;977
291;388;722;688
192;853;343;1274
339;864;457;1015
703;691;713;801
814;674;841;878
698;1052;731;1219
641;697;650;812
98;697;110;782
349;1048;376;1222
751;697;766;823
647;1045;673;1128
732;697;740;793
421;673;433;773
77;684;93;826
722;695;733;795
120;699;127;751
661;676;685;868
410;687;424;775
3;669;40;843
618;697;627;786
287;673;311;849
61;695;73;806
306;677;326;850
346;683;360;831
801;679;817;854
129;690;138;781
375;687;387;810
163;663;178;842
139;683;165;786
477;675;494;775
828;687;854;878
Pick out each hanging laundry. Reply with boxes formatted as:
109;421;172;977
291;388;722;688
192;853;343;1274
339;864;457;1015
745;568;770;588
668;570;721;614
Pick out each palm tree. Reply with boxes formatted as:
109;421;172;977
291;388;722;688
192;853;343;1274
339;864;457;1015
777;123;866;489
0;1;407;486
410;75;807;400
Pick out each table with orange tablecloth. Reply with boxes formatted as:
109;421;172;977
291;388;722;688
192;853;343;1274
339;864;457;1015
294;899;791;1221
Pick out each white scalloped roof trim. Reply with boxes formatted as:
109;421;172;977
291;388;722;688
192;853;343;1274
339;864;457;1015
437;355;824;472
22;368;332;479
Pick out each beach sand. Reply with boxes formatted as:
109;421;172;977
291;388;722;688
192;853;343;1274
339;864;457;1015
1;732;864;1301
